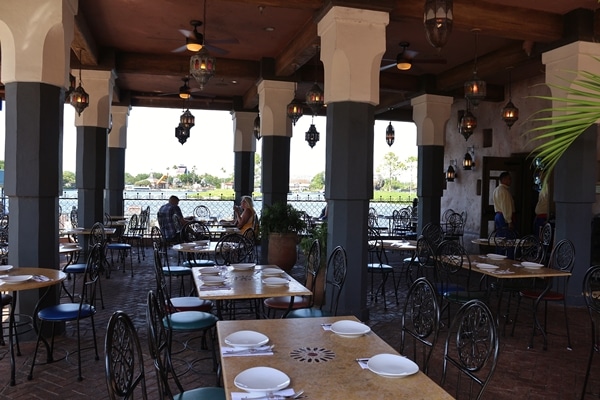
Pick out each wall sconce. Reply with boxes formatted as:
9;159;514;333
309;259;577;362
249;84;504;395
446;159;457;182
463;146;475;170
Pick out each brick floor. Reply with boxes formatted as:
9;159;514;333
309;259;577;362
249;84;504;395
0;245;596;399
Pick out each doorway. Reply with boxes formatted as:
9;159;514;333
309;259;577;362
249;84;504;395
480;155;536;238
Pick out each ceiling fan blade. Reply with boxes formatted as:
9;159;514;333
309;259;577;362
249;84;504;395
171;44;188;53
380;63;398;71
179;29;194;38
204;43;228;55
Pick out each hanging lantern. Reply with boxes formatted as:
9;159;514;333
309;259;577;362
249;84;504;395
458;102;477;141
305;83;324;116
464;29;486;108
446;164;456;182
386;122;395;146
501;68;519;129
253;114;261;140
423;0;453;50
190;47;216;90
287;99;304;126
180;109;195;130
175;124;190;145
65;73;76;104
305;123;320;148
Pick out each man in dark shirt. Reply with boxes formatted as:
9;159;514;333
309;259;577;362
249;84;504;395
157;195;185;242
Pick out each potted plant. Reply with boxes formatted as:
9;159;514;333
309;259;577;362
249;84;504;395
260;202;306;272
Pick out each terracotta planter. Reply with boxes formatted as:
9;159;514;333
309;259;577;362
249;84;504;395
267;232;298;272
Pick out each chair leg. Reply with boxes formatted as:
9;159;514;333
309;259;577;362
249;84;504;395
581;338;595;400
563;300;572;350
511;294;522;337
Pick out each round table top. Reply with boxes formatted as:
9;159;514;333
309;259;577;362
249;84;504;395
0;267;66;291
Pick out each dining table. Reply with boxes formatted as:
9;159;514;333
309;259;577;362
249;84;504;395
216;316;453;399
468;254;571;348
192;264;311;319
0;267;67;386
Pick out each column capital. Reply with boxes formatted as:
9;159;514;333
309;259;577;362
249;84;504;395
543;41;600;98
108;105;130;149
411;94;454;146
318;6;388;105
257;79;294;138
231;111;257;152
74;69;117;128
0;0;77;88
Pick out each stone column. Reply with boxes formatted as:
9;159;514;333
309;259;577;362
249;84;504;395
256;80;295;262
318;6;388;320
105;105;130;216
542;41;600;306
74;69;116;228
411;94;453;234
231;111;257;204
0;0;77;317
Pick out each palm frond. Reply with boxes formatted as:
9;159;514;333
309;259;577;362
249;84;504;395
527;63;600;183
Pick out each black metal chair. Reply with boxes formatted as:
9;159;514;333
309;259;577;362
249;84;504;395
441;299;499;400
214;233;254;266
581;265;600;400
122;214;143;262
286;245;348;318
29;244;102;382
421;222;445;250
367;227;399;310
152;226;196;297
400;277;440;375
512;238;575;350
104;311;148;400
146;291;225;400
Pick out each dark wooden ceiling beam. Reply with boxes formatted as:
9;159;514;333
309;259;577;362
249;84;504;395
72;11;98;66
275;17;320;77
391;0;563;43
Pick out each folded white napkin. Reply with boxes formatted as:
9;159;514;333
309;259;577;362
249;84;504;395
231;388;295;400
356;358;369;369
221;345;273;357
32;275;51;282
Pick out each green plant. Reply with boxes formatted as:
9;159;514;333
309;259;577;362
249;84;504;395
260;202;306;236
300;222;328;262
528;58;600;182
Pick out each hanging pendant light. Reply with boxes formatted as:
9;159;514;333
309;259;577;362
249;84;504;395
175;123;190;145
459;100;477;141
386;121;395;146
501;67;519;129
446;164;456;182
190;47;216;90
423;0;453;50
305;119;320;148
464;29;486;108
253;113;261;140
180;108;195;130
305;46;324;116
64;73;76;104
69;51;90;116
287;99;303;126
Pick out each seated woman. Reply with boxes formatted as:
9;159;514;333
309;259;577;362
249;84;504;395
233;195;256;232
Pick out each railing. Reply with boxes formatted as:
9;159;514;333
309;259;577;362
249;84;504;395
58;191;410;230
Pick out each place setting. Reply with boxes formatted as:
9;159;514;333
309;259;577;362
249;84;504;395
328;320;371;337
355;353;419;378
262;277;290;287
199;275;230;291
231;263;256;271
222;330;274;357
232;366;305;399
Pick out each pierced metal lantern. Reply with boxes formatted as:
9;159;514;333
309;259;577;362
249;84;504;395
190;47;216;90
175;124;190;145
287;99;304;126
424;0;453;50
386;122;395;146
305;83;324;116
180;109;195;130
253;114;261;140
305;123;320;148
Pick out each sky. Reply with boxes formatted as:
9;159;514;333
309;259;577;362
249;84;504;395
0;103;418;180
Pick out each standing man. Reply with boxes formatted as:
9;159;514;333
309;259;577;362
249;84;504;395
493;171;515;231
157;195;186;243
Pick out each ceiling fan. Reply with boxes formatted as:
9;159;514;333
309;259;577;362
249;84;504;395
380;42;446;71
171;19;237;55
158;76;214;99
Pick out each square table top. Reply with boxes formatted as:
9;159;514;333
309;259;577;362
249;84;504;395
192;265;312;301
216;316;453;399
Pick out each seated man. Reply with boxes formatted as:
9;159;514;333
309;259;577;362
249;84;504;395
157;195;186;243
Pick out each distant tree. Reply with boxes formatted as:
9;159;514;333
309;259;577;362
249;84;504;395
0;160;5;170
134;179;150;187
63;171;76;189
377;152;404;191
199;173;221;188
254;153;262;188
405;155;418;195
124;172;136;185
309;172;325;191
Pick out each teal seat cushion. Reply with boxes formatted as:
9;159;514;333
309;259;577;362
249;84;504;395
286;308;332;319
164;311;217;331
175;387;225;400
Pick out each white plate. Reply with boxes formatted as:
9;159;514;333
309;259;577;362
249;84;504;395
234;367;290;393
231;263;256;271
180;242;197;249
521;261;544;269
262;268;284;276
198;267;220;275
2;275;33;284
476;263;499;270
367;354;419;377
486;253;507;260
225;330;269;347
0;265;13;272
330;320;371;337
194;240;210;246
262;277;289;286
202;276;226;286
